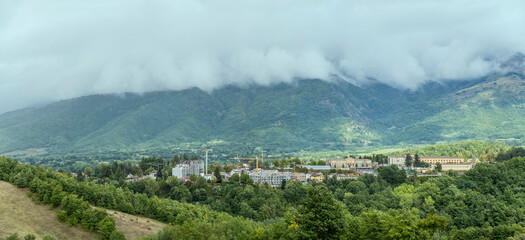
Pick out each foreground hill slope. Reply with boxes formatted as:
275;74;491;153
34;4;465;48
0;181;99;239
0;73;523;155
0;181;165;240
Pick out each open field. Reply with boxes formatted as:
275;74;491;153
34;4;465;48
107;209;165;240
0;181;98;240
0;181;165;240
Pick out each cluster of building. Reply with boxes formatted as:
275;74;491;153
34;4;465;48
246;169;360;187
387;154;474;171
158;153;475;186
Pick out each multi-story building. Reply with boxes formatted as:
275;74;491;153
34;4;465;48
387;155;411;167
437;163;473;171
172;160;203;179
355;159;372;168
328;158;372;168
329;158;352;168
388;155;464;167
292;172;310;182
328;173;359;180
421;157;463;164
310;172;325;182
249;170;291;187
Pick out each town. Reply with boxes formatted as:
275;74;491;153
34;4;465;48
123;153;477;188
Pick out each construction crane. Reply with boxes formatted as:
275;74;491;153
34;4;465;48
179;149;212;175
261;149;266;165
230;157;260;172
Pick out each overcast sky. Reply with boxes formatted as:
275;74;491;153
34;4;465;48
1;0;524;114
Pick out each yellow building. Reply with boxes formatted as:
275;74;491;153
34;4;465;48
309;172;325;182
421;157;463;164
329;158;352;168
328;158;372;168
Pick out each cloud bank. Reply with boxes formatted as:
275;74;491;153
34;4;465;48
1;0;524;113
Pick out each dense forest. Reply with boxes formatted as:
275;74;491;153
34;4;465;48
1;146;525;239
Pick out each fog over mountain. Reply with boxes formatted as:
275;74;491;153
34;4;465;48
1;0;524;114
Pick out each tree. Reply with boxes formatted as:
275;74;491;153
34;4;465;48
76;170;85;182
405;154;413;168
240;173;250;184
435;162;442;172
230;173;240;183
281;179;287;190
84;167;92;177
414;153;422;167
143;179;159;197
295;185;347;239
378;165;407;186
98;216;116;240
214;168;222;183
171;154;181;165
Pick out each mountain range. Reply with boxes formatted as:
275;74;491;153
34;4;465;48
0;72;523;156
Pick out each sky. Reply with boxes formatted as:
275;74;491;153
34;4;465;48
1;0;524;114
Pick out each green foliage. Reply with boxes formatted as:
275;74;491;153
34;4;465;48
390;140;512;162
435;162;442;172
109;231;126;240
7;233;20;240
98;216;116;240
42;235;58;240
24;234;36;240
405;154;413;168
213;167;222;183
294;185;347;239
57;210;68;222
68;216;79;227
378;165;407;185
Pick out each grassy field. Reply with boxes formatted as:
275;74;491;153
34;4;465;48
0;181;165;240
107;209;165;240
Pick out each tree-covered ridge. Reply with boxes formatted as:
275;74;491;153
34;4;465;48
387;141;513;161
3;149;525;239
0;73;523;156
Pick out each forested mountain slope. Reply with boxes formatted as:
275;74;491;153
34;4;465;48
0;73;523;155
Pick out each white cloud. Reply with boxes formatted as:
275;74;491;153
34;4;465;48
0;0;524;113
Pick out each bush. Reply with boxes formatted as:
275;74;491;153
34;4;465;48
68;216;79;227
42;235;58;240
57;210;68;222
98;216;116;240
24;234;36;240
109;230;127;240
7;233;20;240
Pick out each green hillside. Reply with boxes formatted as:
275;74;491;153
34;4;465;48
0;73;523;156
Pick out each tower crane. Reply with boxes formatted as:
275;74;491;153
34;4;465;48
179;148;212;175
261;149;266;165
230;156;260;172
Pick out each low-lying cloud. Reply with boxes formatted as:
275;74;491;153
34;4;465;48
1;0;524;114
